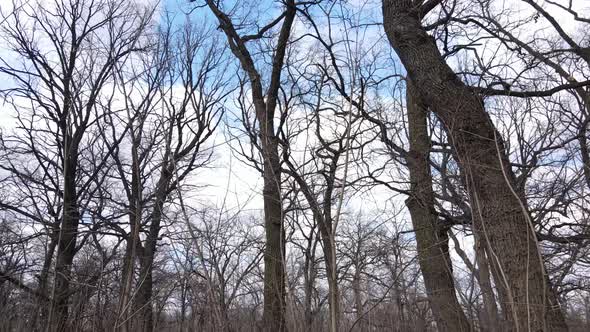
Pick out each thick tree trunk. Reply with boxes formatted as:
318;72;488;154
382;1;567;330
133;167;172;332
50;154;80;332
405;82;471;332
135;255;154;332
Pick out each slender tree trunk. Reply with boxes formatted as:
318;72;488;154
394;283;405;330
322;237;340;332
475;234;500;331
303;236;317;332
382;1;567;330
260;131;286;331
585;295;590;329
117;241;133;331
117;129;143;332
578;127;590;189
35;233;57;330
204;3;296;328
405;81;471;332
284;155;342;331
180;278;188;332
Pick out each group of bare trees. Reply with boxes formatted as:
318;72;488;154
0;0;590;331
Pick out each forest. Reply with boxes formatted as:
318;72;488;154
0;0;589;331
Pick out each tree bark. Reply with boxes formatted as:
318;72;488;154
303;228;318;331
117;132;143;332
135;254;155;332
322;234;340;332
133;165;173;332
260;133;286;332
205;2;297;330
382;1;567;330
405;81;471;332
35;230;58;330
283;157;341;332
50;150;80;332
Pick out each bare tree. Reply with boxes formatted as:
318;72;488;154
0;0;154;330
405;81;471;331
203;1;304;330
381;0;569;330
2;0;590;330
97;17;227;331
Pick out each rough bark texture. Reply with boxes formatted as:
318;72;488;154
382;1;567;331
405;82;471;332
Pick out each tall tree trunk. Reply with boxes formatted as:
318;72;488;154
382;1;567;330
133;167;172;332
135;255;154;332
132;155;178;331
320;234;340;332
117;154;141;332
405;81;471;332
117;214;141;332
285;167;341;331
117;139;142;332
260;132;286;331
50;151;80;332
204;2;296;329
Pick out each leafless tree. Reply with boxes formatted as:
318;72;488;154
0;0;154;330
